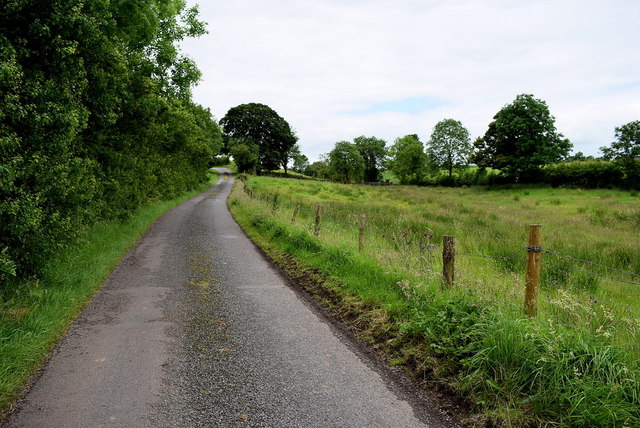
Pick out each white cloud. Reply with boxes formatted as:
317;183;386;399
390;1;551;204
182;0;640;161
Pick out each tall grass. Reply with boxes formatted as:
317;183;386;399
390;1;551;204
230;176;640;427
0;171;218;414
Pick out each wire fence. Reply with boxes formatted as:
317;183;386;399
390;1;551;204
239;181;640;333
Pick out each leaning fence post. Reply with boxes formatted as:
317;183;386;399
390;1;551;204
442;235;455;288
291;203;301;223
314;204;323;237
524;224;542;318
358;214;366;252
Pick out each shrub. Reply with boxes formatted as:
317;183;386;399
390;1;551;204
544;160;623;188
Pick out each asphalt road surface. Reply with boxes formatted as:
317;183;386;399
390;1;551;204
5;170;457;428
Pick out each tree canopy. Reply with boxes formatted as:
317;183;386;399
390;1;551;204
472;94;572;182
289;145;310;174
600;120;640;189
427;119;472;179
327;141;365;183
600;121;640;160
388;134;426;184
220;103;297;173
353;136;387;182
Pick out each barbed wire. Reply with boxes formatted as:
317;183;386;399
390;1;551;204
458;252;525;262
542;248;640;279
540;260;640;289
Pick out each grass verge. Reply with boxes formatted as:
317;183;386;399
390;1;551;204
0;171;218;415
229;177;640;427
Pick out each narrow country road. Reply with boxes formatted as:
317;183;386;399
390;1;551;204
5;170;457;427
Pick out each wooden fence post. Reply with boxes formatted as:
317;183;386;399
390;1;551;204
442;235;455;288
314;204;323;237
524;224;542;318
291;203;301;223
358;214;366;252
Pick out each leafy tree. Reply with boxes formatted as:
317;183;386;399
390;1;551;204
600;121;640;160
308;160;330;179
289;145;310;174
230;142;259;173
427;119;472;180
565;151;595;162
600;121;640;189
220;103;298;173
388;134;426;184
472;94;572;182
328;141;365;183
353;136;387;182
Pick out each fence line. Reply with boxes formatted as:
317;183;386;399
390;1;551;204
241;183;639;322
542;248;640;279
540;261;640;289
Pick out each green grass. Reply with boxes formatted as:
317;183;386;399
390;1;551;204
230;176;640;427
0;171;218;414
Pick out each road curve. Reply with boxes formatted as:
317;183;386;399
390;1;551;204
5;170;457;427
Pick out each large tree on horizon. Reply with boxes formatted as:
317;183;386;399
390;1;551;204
427;119;472;180
387;134;426;184
220;103;297;173
472;94;572;182
353;136;387;182
327;141;365;183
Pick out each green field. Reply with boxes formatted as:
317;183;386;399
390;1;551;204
230;175;640;426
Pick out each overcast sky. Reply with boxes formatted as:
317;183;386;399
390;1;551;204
180;0;640;162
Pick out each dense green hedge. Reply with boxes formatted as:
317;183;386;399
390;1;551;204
420;160;640;189
0;0;222;278
543;159;640;189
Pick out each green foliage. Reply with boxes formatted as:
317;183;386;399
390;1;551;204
600;122;640;189
601;120;640;160
307;160;331;179
473;94;572;183
423;167;501;187
327;141;365;183
353;136;387;182
387;134;426;184
220;103;298;172
544;160;624;188
209;155;231;167
230;143;259;173
0;248;16;282
288;144;309;175
0;0;218;277
426;118;472;179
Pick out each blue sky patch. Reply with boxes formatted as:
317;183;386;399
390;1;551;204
350;96;447;115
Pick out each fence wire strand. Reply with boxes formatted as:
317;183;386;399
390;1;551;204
541;260;640;289
543;248;640;279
